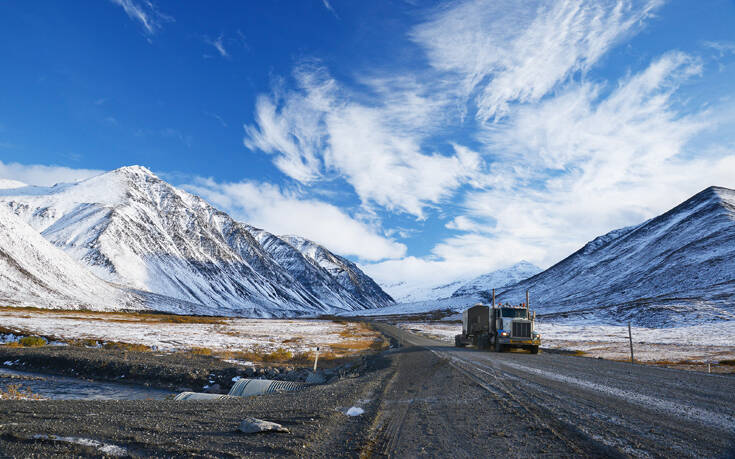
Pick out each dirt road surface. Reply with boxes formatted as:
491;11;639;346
1;323;733;457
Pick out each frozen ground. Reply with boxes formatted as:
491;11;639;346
0;309;371;355
395;320;735;364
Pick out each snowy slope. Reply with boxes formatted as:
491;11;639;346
246;225;388;310
452;261;541;297
497;186;735;326
0;205;137;311
0;166;392;317
280;236;394;308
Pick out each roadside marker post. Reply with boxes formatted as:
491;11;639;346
628;322;635;364
313;347;320;372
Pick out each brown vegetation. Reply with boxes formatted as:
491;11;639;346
0;306;227;325
0;384;45;400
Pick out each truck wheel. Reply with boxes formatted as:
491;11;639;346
454;335;465;348
530;346;539;354
494;339;502;353
478;334;490;349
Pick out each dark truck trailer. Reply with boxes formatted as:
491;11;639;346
455;304;490;348
454;290;541;353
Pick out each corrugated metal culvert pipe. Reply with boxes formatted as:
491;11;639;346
228;379;306;397
174;379;307;401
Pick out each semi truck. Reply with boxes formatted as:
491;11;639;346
454;289;541;353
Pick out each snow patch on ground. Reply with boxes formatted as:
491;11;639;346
0;310;359;354
32;435;127;457
396;320;735;363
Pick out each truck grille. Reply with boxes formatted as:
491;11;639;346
512;322;531;338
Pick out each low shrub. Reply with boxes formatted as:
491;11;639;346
18;336;46;347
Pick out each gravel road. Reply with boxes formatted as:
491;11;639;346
371;322;735;458
1;324;733;457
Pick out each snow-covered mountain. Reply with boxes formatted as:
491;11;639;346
452;261;541;298
380;279;468;303
497;186;735;326
0;166;392;317
0;204;137;311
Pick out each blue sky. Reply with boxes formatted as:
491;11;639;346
1;0;735;291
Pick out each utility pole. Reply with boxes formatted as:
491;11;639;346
492;289;495;308
628;323;635;364
526;290;529;309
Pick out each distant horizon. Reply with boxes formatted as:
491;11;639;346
1;1;735;290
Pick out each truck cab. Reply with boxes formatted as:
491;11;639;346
491;305;540;353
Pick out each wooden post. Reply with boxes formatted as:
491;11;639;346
313;346;320;372
628;323;635;364
492;289;495;308
526;290;530;309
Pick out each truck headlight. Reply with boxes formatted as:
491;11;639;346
500;331;509;337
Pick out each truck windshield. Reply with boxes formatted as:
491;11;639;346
501;308;527;318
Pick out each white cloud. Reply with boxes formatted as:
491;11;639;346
0;161;104;187
244;65;483;217
109;0;173;35
206;34;228;58
184;177;406;261
410;0;663;121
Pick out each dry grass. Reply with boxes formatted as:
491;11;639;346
102;341;152;352
190;347;214;356
0;306;227;325
719;359;735;366
262;347;293;362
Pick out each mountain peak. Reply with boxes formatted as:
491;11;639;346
110;165;157;179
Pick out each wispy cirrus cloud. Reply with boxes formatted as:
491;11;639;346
205;33;228;58
322;0;339;19
109;0;173;35
410;0;663;121
244;64;483;217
